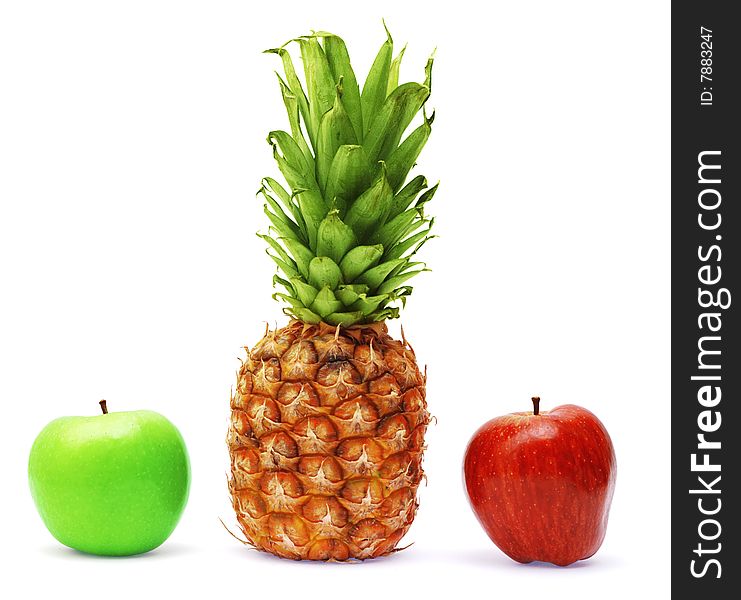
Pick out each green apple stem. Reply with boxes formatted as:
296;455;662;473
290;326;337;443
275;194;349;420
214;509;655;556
532;396;540;416
99;399;108;415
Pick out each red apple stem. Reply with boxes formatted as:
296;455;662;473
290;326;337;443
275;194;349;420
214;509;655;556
532;396;540;416
99;399;108;415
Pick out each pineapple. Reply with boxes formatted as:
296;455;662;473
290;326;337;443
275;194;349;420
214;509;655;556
227;27;436;561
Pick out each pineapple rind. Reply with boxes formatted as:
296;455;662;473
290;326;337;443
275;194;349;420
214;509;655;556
261;29;436;326
228;320;430;560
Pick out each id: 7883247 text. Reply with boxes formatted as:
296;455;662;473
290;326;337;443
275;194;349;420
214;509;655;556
700;26;713;106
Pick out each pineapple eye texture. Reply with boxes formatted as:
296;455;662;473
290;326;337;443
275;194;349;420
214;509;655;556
229;321;430;560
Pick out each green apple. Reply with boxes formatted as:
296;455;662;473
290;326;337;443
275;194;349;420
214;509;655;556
28;401;190;556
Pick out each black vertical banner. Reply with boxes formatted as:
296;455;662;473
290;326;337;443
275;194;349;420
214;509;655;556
672;3;739;596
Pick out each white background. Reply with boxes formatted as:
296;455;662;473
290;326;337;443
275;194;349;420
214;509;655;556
0;1;670;598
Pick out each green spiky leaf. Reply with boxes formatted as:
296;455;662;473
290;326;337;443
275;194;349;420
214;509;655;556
316;84;358;193
263;203;303;245
336;283;370;306
363;82;430;164
350;294;389;316
322;34;363;140
389;175;427;219
357;258;405;289
264;47;314;146
371;204;425;249
276;76;314;167
324;145;373;208
339;245;383;282
298;37;336;153
377;267;427;295
387;44;406;96
316;210;357;264
384;226;435;261
260;27;438;326
324;311;365;326
386;110;433;192
360;25;393;136
343;167;394;241
308;256;342;289
291;307;323;323
310;287;344;318
262;177;305;233
291;277;318;306
280;236;314;279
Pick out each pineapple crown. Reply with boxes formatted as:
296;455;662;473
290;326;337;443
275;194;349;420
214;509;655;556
260;25;437;327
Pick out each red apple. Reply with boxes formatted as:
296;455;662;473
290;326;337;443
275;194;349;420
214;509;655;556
463;397;616;566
